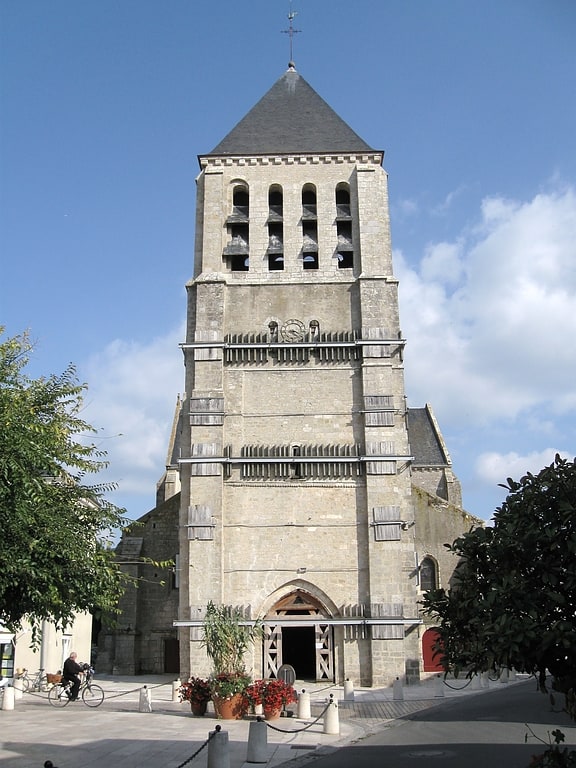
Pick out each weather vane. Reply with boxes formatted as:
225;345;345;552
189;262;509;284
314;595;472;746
281;1;301;66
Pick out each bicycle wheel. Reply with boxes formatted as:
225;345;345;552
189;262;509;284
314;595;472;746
48;683;71;708
19;676;31;693
82;683;104;707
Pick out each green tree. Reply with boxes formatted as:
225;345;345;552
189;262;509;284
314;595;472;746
421;454;576;718
0;328;128;636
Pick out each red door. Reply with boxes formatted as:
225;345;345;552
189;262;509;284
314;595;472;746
422;628;445;672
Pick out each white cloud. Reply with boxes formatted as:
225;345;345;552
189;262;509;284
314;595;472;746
398;185;576;426
475;448;573;487
431;185;467;216
395;198;419;217
79;323;185;508
421;240;464;286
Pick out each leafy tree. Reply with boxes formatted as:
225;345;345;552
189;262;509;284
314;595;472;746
421;454;576;719
0;328;129;636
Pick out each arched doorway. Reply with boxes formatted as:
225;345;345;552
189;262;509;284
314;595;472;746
263;590;334;681
422;628;445;672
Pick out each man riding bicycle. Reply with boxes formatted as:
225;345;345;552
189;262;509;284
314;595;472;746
62;652;84;701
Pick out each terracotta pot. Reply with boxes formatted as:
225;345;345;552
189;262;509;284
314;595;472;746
212;693;246;720
263;706;282;720
190;700;208;716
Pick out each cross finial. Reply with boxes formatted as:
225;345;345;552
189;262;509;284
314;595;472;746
281;1;301;68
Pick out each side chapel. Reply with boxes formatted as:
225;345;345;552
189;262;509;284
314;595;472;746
98;64;481;686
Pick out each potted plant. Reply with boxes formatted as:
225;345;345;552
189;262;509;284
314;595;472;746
244;678;298;720
178;676;211;716
202;600;262;719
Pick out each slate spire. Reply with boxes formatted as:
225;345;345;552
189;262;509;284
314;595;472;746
208;66;374;156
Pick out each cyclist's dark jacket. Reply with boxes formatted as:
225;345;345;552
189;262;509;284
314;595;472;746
62;657;83;681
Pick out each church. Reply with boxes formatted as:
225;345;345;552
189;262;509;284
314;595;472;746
98;63;480;687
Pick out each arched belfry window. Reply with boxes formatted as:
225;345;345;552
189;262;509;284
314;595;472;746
335;183;353;269
301;185;318;270
224;183;249;271
232;185;249;219
335;184;351;219
419;557;438;592
267;185;284;271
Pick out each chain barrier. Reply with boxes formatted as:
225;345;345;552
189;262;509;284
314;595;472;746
443;677;473;690
260;700;332;734
308;682;336;695
23;679;170;703
100;681;169;701
173;725;219;768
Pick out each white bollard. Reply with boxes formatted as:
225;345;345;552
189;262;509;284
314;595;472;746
207;726;230;768
435;675;445;698
2;685;15;711
297;689;311;719
13;678;24;700
246;718;268;763
138;685;152;712
343;678;355;701
481;672;490;688
393;677;404;701
471;673;482;690
323;694;339;735
500;668;510;684
172;678;181;702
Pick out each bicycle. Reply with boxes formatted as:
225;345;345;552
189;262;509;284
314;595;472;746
17;668;52;692
48;665;104;708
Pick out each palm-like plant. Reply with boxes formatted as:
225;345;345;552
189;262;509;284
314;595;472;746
202;601;262;700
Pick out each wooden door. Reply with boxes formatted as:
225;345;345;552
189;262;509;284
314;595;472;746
264;624;282;678
315;623;333;681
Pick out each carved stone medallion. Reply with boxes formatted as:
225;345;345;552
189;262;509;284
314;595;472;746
280;319;306;342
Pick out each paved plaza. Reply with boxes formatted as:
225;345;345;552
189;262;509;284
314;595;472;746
0;673;527;768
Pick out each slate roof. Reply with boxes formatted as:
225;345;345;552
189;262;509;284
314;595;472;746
207;66;374;156
406;408;449;467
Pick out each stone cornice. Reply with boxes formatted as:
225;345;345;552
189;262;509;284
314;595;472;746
199;152;383;170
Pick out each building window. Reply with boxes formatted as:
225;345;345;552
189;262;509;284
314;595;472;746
335;184;353;268
335;184;352;220
419;557;437;591
291;445;302;478
267;186;284;270
172;554;180;590
372;506;402;541
0;639;15;681
268;222;284;270
301;185;318;270
302;184;317;219
187;505;215;540
224;184;249;271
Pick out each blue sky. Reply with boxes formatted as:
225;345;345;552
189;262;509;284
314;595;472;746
2;0;575;524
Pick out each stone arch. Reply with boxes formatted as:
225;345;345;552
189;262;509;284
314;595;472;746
258;581;338;682
257;579;338;620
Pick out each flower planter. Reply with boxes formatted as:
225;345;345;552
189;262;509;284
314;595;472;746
213;693;246;720
179;677;212;714
244;678;297;720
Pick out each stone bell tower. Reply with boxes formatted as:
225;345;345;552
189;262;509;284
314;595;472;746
177;64;423;686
